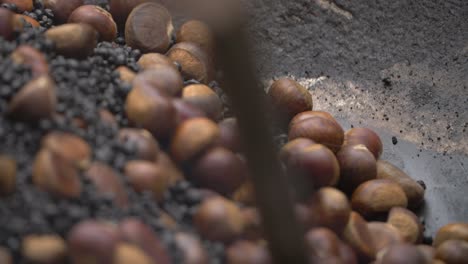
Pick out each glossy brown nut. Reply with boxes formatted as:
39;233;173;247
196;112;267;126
32;148;81;198
114;243;152;264
42;131;91;169
68;220;121;264
435;239;468;264
119;218;171;264
417;245;435;263
13;14;40;29
226;241;272;264
109;0;149;27
344;127;383;159
173;99;207;126
433;223;468;247
69;5;117;41
194;196;244;243
124;160;170;201
288;115;344;153
289;110;338;128
7;75;56;122
125;2;173;53
125;84;176;140
0;8;14;41
190;147;247;195
305;228;341;259
155;151;185;185
182;84;222;120
337;144;377;193
268;78;313;122
279;138;315;163
285;143;340;189
11;45;49;77
241;207;263;241
377;160;425;208
379;243;427;264
45;23;98;58
170;117;220;163
167;42;214;83
0;247;12;264
133;66;184;96
175;233;209;264
387;207;422;244
0;155;16;196
367;222;404;253
22;235;67;264
232;180;256;206
2;0;33;12
216;117;242;153
342;212;376;262
137;53;176;71
308;187;351;234
43;0;84;23
351;179;408;218
176;20;215;56
84;162;129;208
118;128;159;161
116;66;136;84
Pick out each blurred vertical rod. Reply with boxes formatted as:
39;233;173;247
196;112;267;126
214;24;309;263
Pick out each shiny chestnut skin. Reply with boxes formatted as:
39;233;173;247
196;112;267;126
41;131;91;168
351;179;408;218
337;144;377;194
435;239;468;264
378;243;427;264
367;222;404;253
182;84;223;120
288;114;344;153
118;128;159;161
43;0;84;24
433;222;468;247
342;211;376;262
387;207;423;244
304;228;341;259
124;160;170;201
268;78;313;122
194;196;244;243
344;127;383;159
167;42;214;84
22;235;67;264
45;23;98;59
116;66;136;84
109;0;148;27
289;110;338;127
190;146;248;195
0;8;14;41
279;137;316;163
138;53;176;71
1;0;33;12
133;65;184;97
173;99;207;125
216;117;242;153
125;2;173;53
0;155;16;196
226;241;272;264
69;5;117;42
176;20;215;56
377;160;425;208
170;117;220;164
11;45;49;77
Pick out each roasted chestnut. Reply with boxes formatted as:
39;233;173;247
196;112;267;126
11;45;49;77
0;155;16;196
216;117;242;153
124;160;170;201
45;23;98;59
344;127;383;159
167;42;214;84
435;239;468;264
43;0;84;24
378;243;426;264
118;128;160;161
337;144;377;194
0;8;14;41
342;211;376;262
387;207;423;244
433;222;468;247
138;53;176;71
68;5;117;41
175;233;209;264
367;222;403;253
226;240;272;264
268;78;313;122
22;235;67;264
133;65;183;97
176;20;215;56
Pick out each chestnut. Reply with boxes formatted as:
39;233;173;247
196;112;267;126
377;160;425;208
182;84;223;120
138;53;177;71
116;66;136;84
45;23;98;59
176;20;215;56
0;8;14;41
304;228;341;259
170;117;220;164
342;211;376;262
232;180;256;205
69;5;117;41
387;207;422;244
11;45;49;77
190;146;248;195
125;2;173;53
167;42;214;83
417;245;435;263
124;160;170;201
378;243;426;264
194;196;244;243
109;0;148;27
13;14;40;29
114;243;152;264
433;223;468;247
84;162;129;208
285;143;340;190
22;235;67;264
155;152;185;185
435;239;468;264
241;207;263;241
367;222;403;253
118;128;160;161
344;127;383;159
119;218;171;264
337;144;377;193
175;233;209;264
308;187;351;234
351;179;408;218
216;117;242;153
125;84;176;140
41;131;91;169
133;65;184;96
1;0;33;12
173;99;207;126
7;75;56;122
67;220;121;264
288;114;344;153
338;242;358;264
226;241;272;264
43;0;84;24
268;78;313;122
0;247;12;264
279;137;316;163
289;110;338;128
0;155;16;196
